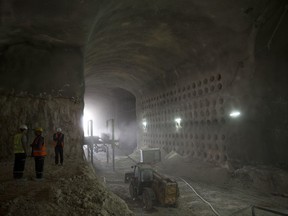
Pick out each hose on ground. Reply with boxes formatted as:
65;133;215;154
179;177;221;216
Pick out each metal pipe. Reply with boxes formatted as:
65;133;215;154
88;120;93;165
112;119;115;171
267;4;288;50
106;145;109;163
106;119;115;171
179;177;221;216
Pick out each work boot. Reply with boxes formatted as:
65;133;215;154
15;177;27;181
34;178;44;181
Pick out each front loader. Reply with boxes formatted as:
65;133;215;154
125;163;179;210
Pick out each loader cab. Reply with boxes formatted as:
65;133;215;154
137;166;153;182
135;165;154;195
125;163;153;184
127;163;154;198
125;163;179;210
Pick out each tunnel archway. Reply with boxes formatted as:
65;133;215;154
83;87;137;155
0;1;288;215
82;0;288;168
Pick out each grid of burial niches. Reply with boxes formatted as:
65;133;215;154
140;74;227;163
141;74;222;110
140;74;225;128
142;133;228;163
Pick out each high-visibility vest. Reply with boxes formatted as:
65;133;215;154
53;133;64;147
14;133;25;153
32;136;47;157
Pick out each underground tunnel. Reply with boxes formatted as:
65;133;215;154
0;0;288;215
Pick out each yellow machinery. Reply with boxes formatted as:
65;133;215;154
125;163;179;210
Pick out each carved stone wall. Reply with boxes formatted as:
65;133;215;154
0;44;84;160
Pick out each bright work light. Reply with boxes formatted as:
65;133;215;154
175;118;182;124
175;118;182;129
229;111;241;118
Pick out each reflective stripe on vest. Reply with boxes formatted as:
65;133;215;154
14;133;25;153
32;145;47;156
32;136;47;157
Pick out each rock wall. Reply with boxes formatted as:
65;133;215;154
136;71;242;168
251;2;288;167
0;96;83;160
136;2;288;169
134;17;253;168
0;44;84;161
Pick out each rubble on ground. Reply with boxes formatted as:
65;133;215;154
0;159;134;216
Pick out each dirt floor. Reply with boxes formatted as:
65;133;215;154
1;148;288;216
0;154;133;216
90;147;288;216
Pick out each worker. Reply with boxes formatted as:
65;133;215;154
13;124;28;179
31;127;47;179
53;127;64;166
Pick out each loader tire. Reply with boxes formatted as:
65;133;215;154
129;182;137;200
143;188;154;210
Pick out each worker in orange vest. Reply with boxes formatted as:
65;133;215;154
13;124;28;179
30;127;47;179
53;128;65;166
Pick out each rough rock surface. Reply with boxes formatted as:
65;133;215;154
92;151;288;215
0;159;134;216
0;96;83;160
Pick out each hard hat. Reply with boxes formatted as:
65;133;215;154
34;127;43;132
56;128;62;132
19;124;28;130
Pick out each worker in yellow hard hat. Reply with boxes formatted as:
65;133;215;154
13;124;28;180
34;127;43;132
30;127;47;180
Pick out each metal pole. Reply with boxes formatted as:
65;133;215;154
112;119;115;171
88;120;93;165
87;121;90;160
106;145;109;163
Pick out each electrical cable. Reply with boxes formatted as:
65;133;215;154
178;177;221;216
267;4;288;49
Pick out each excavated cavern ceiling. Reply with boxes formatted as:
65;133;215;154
0;0;269;98
85;0;262;97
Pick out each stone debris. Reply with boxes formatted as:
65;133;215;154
0;160;134;216
233;165;288;194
